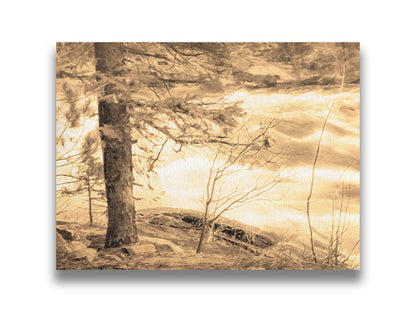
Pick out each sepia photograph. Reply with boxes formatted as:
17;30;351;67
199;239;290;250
56;42;360;270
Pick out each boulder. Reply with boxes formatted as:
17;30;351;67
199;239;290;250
69;241;88;252
56;228;78;241
138;235;184;253
69;248;98;262
122;243;157;256
56;231;71;254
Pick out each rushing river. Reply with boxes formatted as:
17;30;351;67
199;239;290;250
151;89;360;261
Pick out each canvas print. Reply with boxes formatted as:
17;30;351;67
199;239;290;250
56;42;360;270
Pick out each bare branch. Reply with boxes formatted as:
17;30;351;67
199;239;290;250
148;139;168;173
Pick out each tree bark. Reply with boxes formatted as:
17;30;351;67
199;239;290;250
196;201;211;253
196;222;207;253
94;43;137;247
87;175;93;226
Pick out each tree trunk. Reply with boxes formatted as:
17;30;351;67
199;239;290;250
196;222;207;253
94;43;138;248
196;201;211;253
87;175;93;226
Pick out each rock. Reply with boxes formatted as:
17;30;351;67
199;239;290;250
122;243;157;256
154;244;174;253
69;241;88;252
64;239;98;262
56;228;78;241
69;248;98;262
56;231;71;254
99;254;123;262
138;235;184;253
111;248;128;259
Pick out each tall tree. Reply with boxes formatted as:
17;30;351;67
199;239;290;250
94;43;138;246
90;43;244;247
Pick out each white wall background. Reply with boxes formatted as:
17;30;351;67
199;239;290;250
1;1;415;311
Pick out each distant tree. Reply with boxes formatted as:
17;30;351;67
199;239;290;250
57;131;105;226
269;42;360;86
305;106;333;263
56;76;98;219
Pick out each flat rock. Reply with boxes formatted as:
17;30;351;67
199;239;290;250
122;243;157;256
69;248;98;262
138;235;184;253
